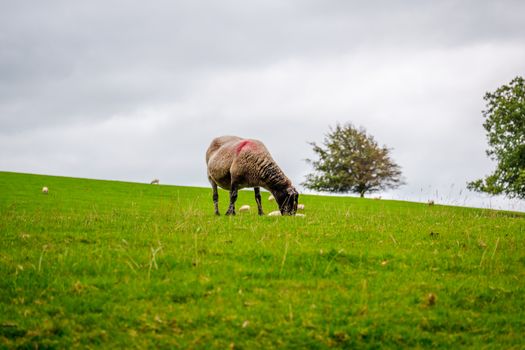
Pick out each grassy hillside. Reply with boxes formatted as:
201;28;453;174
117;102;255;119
1;171;524;349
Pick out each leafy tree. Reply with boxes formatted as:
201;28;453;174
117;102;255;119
468;76;525;199
303;123;404;197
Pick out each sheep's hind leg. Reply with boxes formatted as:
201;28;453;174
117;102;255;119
209;178;220;215
225;183;238;216
254;187;264;216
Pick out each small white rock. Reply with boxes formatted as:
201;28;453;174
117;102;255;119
297;204;305;210
268;194;275;201
239;205;251;212
268;210;281;216
42;186;48;194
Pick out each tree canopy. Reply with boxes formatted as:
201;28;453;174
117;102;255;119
468;76;525;199
303;123;404;197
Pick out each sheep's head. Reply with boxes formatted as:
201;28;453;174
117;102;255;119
274;186;299;215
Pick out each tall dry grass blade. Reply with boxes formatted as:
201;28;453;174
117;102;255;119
280;240;289;276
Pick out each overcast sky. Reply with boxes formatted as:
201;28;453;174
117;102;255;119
1;0;524;211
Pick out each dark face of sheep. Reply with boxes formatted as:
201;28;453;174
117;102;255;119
275;186;299;215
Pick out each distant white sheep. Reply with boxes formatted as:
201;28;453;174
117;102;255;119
297;204;305;210
428;200;435;206
150;179;160;184
295;213;305;217
239;205;251;212
42;186;48;194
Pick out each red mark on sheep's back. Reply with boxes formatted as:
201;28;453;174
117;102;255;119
236;140;252;155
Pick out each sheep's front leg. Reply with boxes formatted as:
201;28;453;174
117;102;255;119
209;177;220;215
254;187;264;216
225;183;238;216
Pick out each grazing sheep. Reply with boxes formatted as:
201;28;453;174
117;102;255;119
268;194;275;201
239;205;251;212
42;186;48;194
206;136;299;216
150;179;160;184
297;204;305;210
428;200;435;206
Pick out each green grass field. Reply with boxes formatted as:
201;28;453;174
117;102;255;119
1;171;524;349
